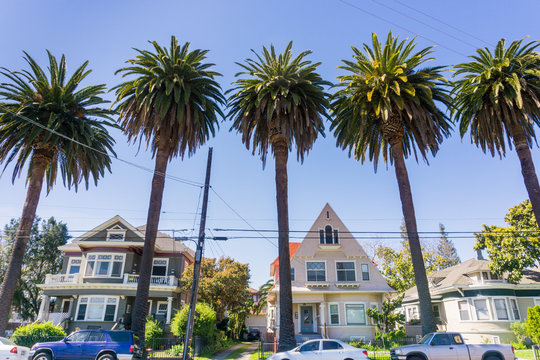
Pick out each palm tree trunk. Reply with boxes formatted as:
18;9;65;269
274;138;296;352
0;150;50;333
512;125;540;225
132;137;170;350
390;142;436;335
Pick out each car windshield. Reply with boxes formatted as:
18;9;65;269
418;334;433;344
0;337;15;345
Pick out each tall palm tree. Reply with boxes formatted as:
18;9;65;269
114;36;225;344
0;51;116;333
227;42;330;351
330;32;452;335
453;38;540;224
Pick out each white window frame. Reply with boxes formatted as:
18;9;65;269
152;258;169;276
509;298;521;320
84;253;125;278
335;260;356;282
328;303;340;325
344;302;367;325
156;301;169;316
318;226;340;245
67;257;82;274
406;305;419;321
361;264;370;281
473;298;492;321
534;298;540;307
75;296;119;322
107;229;126;241
493;298;510;320
306;260;327;282
458;299;471;321
61;299;71;313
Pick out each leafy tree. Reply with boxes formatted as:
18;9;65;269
475;199;539;283
144;316;163;347
0;52;116;333
227;41;330;350
0;217;68;320
526;306;540;344
252;279;274;315
435;223;460;270
11;321;66;347
366;295;406;348
114;36;225;340
453;38;540;225
330;32;452;335
180;257;250;321
170;302;216;339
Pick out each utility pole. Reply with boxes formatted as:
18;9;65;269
183;147;213;360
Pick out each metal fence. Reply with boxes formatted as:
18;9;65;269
533;345;540;360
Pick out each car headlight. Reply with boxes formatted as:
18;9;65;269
395;349;402;355
31;345;35;350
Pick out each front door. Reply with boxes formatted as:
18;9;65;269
300;306;313;333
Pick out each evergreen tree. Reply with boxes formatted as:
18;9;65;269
435;223;460;270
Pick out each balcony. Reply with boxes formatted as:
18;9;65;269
123;274;178;286
44;274;79;285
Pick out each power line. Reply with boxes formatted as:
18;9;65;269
337;0;469;57
0;105;204;188
392;0;495;48
212;228;540;235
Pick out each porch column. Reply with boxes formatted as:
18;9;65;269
319;304;326;336
37;294;49;321
166;297;173;324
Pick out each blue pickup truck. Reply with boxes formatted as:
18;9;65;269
29;330;140;360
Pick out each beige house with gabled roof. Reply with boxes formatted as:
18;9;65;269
267;204;394;342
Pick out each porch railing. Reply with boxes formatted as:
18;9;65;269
123;274;178;286
44;274;79;284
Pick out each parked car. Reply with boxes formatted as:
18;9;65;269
247;329;261;341
29;330;140;360
391;332;515;360
0;337;29;360
267;339;369;360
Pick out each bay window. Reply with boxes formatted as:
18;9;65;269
494;299;509;320
474;299;490;320
85;254;125;277
76;296;118;321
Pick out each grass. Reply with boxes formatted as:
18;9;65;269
224;344;250;359
250;351;273;360
515;349;534;360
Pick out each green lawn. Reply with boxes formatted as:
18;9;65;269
250;351;273;360
225;345;250;359
515;349;534;360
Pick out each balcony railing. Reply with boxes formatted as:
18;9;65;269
123;274;178;286
44;274;79;284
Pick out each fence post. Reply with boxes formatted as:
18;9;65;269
534;345;539;360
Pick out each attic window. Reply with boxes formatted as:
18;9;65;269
107;230;126;241
326;211;330;219
323;225;338;244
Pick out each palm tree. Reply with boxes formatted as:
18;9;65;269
0;51;116;333
330;32;452;335
114;36;225;343
453;38;540;223
227;42;330;351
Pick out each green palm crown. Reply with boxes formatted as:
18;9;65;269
0;51;116;192
453;38;540;156
227;41;331;164
330;32;452;169
114;36;225;159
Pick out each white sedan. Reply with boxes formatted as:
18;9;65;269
0;337;29;360
267;339;369;360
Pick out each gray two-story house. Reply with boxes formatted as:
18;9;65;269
36;215;194;333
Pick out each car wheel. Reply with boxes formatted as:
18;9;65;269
33;352;52;360
97;353;116;360
408;356;425;360
484;356;501;360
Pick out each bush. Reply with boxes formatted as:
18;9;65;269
512;341;528;350
526;306;540;344
511;321;528;346
170;302;216;339
145;316;164;348
11;322;66;347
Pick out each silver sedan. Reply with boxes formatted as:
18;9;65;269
267;339;369;360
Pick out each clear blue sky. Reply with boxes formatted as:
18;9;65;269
1;0;539;288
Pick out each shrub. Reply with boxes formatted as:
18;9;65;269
526;306;540;344
11;322;66;347
170;302;216;339
511;321;528;346
145;316;164;348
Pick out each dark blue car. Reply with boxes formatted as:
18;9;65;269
29;330;140;360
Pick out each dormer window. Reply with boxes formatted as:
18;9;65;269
107;229;126;241
319;225;339;244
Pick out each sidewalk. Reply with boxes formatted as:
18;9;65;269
210;341;258;360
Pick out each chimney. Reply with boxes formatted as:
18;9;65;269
476;249;485;260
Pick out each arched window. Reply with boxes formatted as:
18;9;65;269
320;226;339;244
